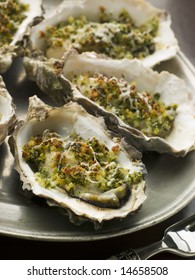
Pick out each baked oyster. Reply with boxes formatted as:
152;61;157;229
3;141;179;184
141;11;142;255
10;96;146;227
23;52;195;156
0;0;43;74
0;76;17;144
28;0;178;67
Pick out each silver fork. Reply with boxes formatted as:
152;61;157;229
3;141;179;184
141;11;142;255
109;215;195;259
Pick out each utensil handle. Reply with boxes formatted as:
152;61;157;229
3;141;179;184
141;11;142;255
108;241;165;260
108;248;140;260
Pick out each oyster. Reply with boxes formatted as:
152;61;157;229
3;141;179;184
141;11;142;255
23;52;195;156
10;96;146;226
0;76;17;144
29;0;178;67
0;0;43;74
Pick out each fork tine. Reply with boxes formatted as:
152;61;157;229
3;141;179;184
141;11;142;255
184;214;195;230
166;214;195;232
187;217;195;231
109;215;195;260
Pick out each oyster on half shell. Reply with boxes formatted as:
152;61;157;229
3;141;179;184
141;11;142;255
0;0;43;74
0;76;17;144
28;0;178;67
10;96;146;227
23;52;195;157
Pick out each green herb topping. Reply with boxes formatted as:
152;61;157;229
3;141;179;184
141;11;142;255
72;74;178;138
22;130;143;208
44;7;159;59
0;0;29;47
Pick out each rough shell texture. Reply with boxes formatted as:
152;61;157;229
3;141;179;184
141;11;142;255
0;76;17;144
10;96;146;226
0;0;43;74
29;0;179;67
63;52;195;157
23;52;195;157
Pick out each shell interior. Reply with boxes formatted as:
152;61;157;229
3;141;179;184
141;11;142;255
0;0;43;74
0;76;17;144
23;51;195;156
29;0;179;67
13;96;146;224
61;52;195;156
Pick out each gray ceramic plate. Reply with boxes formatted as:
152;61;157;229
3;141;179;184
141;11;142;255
0;51;195;241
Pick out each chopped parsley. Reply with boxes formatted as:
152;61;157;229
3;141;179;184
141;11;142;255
0;0;29;47
22;130;143;208
44;7;159;59
72;74;178;138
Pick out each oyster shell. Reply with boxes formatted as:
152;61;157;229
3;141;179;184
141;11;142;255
0;0;43;74
0;76;17;144
23;52;195;157
29;0;178;67
10;96;146;226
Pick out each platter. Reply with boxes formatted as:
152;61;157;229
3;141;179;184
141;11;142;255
0;51;195;241
0;0;195;242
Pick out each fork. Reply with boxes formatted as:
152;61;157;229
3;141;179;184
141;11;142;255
109;215;195;259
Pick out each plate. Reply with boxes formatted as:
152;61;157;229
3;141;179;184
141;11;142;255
1;0;195;241
0;52;195;241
